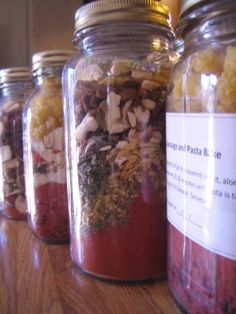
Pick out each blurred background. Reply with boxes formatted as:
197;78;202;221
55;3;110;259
0;0;179;68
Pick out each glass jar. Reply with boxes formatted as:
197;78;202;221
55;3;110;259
24;50;74;243
0;68;34;219
63;0;175;280
167;1;236;313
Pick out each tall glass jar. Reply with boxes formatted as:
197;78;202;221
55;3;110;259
0;68;33;220
63;0;175;280
24;50;74;243
167;1;236;313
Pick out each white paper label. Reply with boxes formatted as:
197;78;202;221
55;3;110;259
166;112;236;261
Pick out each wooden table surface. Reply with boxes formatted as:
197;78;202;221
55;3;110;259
0;217;182;314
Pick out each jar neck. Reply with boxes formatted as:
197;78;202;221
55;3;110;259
74;23;174;58
1;80;34;98
178;1;236;52
34;65;63;87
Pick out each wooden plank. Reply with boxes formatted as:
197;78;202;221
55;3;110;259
0;217;181;314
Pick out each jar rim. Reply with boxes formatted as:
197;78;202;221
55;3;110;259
0;67;32;85
176;0;236;41
32;50;75;73
180;0;205;16
74;0;172;34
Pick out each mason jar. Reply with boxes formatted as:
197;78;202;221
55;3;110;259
167;0;236;312
24;50;74;243
63;0;175;280
0;68;33;219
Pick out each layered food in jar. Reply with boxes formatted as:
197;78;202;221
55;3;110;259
0;100;27;219
25;74;69;242
0;80;33;219
69;56;170;280
167;46;236;313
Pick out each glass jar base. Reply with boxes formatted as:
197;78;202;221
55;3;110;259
168;284;189;314
0;205;27;220
31;230;69;245
73;262;167;283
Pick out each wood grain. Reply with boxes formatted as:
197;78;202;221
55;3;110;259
0;217;182;314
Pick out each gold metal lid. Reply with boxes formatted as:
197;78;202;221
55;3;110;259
75;0;171;33
180;0;205;15
32;50;75;72
0;67;32;85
